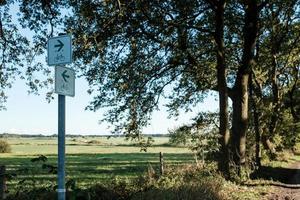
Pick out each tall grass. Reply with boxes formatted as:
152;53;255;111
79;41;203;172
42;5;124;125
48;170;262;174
131;164;226;200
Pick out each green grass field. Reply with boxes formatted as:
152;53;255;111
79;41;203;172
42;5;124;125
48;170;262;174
1;136;293;200
0;136;195;193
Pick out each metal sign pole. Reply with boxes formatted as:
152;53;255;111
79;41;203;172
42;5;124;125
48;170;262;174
48;34;73;200
58;93;66;200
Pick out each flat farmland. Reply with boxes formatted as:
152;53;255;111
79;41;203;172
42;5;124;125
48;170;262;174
0;136;194;192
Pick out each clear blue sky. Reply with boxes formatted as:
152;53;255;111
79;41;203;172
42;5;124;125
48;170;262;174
0;4;219;135
0;76;219;135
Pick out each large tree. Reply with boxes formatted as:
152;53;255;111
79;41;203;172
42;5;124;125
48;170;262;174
3;0;300;177
250;0;300;157
16;0;264;175
63;0;264;175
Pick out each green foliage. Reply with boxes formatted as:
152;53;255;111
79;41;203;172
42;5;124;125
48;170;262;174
11;0;219;135
168;112;220;159
0;1;56;109
132;164;225;200
5;188;56;200
0;140;11;153
245;0;300;162
138;136;155;152
168;125;191;146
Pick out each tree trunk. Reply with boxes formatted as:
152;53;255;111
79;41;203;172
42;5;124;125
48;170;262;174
289;84;300;123
268;28;281;138
250;73;261;168
0;165;6;200
232;74;249;174
231;0;259;176
261;135;276;155
288;84;300;147
214;0;230;178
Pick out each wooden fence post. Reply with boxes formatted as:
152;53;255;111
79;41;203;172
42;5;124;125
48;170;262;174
159;152;164;176
0;165;6;200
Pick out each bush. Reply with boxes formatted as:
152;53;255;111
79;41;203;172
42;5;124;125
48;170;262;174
87;140;102;145
132;164;226;200
6;188;56;200
0;140;11;153
168;112;220;159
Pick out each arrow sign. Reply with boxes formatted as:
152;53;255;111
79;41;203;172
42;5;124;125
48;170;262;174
62;70;70;82
55;40;64;52
48;35;72;66
55;66;75;97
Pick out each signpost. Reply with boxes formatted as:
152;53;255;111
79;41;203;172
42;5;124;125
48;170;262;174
48;34;74;200
57;93;66;200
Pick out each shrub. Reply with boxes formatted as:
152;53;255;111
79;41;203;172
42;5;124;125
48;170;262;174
87;140;102;145
168;112;220;160
132;164;226;200
0;140;11;153
6;188;56;200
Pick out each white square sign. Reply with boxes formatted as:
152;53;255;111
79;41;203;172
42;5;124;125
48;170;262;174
48;35;72;66
55;66;75;97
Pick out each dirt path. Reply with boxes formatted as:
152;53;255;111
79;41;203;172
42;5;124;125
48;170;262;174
267;162;300;200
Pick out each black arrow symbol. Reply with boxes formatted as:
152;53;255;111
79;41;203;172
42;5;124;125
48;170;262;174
54;40;64;52
62;70;70;82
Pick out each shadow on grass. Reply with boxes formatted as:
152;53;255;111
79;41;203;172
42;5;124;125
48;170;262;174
1;152;196;191
114;143;181;147
251;166;300;185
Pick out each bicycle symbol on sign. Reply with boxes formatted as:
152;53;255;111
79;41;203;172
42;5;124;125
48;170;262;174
54;53;66;63
60;83;69;92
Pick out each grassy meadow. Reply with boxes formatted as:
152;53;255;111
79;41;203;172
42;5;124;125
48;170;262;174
0;136;195;192
1;136;289;200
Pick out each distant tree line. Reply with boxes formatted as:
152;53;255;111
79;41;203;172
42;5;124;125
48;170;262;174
0;133;168;138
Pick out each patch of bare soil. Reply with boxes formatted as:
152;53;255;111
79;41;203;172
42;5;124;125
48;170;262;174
267;162;300;200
